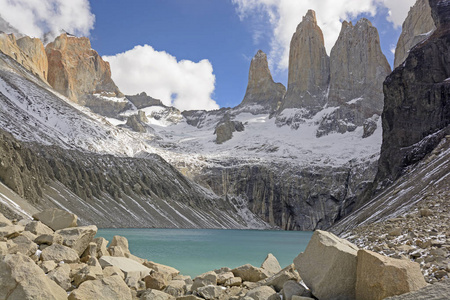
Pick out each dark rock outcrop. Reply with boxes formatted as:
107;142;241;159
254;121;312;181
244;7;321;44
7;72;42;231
125;110;148;133
280;10;330;113
126;92;164;109
214;114;244;144
197;160;378;230
376;0;450;186
394;0;436;68
237;50;285;114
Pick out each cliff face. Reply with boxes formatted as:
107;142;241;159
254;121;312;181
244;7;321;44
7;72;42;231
0;33;48;82
317;19;391;137
394;0;436;68
280;10;330;113
328;19;390;109
237;50;286;114
376;0;450;186
45;33;122;103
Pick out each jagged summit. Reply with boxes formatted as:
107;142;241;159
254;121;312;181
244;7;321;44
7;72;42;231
45;33;122;103
237;50;285;114
394;0;436;68
280;9;330;113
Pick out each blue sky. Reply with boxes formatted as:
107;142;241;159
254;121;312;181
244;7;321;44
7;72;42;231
0;0;416;111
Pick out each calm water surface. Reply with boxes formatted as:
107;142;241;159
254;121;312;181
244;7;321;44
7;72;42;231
97;228;312;277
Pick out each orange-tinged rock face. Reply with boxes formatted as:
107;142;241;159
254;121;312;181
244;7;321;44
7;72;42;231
45;33;121;103
0;33;48;82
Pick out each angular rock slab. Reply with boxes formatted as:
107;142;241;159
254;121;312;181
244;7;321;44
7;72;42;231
140;289;175;300
245;286;281;300
261;253;282;276
40;243;80;263
99;256;152;280
68;274;132;300
356;249;428;300
0;253;67;300
294;230;358;300
33;208;77;231
56;225;97;256
231;264;270;282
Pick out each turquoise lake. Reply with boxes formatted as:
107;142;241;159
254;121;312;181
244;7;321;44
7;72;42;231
97;229;313;277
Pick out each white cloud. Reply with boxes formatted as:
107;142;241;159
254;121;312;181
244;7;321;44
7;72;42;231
104;45;219;112
0;0;94;40
377;0;416;28
232;0;414;71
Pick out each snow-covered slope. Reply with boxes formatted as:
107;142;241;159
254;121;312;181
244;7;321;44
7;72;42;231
0;52;270;229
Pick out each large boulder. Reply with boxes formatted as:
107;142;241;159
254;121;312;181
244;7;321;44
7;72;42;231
47;264;72;291
145;271;168;290
231;264;270;282
293;230;358;300
10;235;38;256
197;285;226;300
283;280;312;300
0;253;67;299
164;279;187;297
356;249;428;300
24;221;54;236
191;271;217;291
73;257;104;286
108;235;130;256
260;253;282;276
40;243;80;263
245;286;280;300
93;237;109;257
261;264;301;292
68;274;132;300
56;225;97;256
32;208;77;231
99;256;152;280
144;261;180;280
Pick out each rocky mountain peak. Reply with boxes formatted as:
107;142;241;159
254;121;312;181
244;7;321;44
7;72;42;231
0;33;48;82
328;16;390;108
394;0;436;68
237;50;286;113
315;17;390;137
45;33;122;103
280;9;330;113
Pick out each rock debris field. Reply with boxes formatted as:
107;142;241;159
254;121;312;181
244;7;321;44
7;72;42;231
0;208;449;300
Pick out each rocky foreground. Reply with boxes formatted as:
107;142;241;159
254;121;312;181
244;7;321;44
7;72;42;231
344;186;450;284
1;208;449;300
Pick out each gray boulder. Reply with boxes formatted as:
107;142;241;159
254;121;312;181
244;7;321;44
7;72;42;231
56;225;97;256
10;235;38;256
283;280;312;300
197;285;226;300
32;208;77;230
231;264;270;282
0;225;24;239
356;249;428;300
191;271;217;291
24;221;54;236
261;253;282;276
261;264;300;292
68;275;132;300
99;256;152;280
294;230;358;300
40;243;80;263
245;286;280;300
0;212;13;227
47;264;72;291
